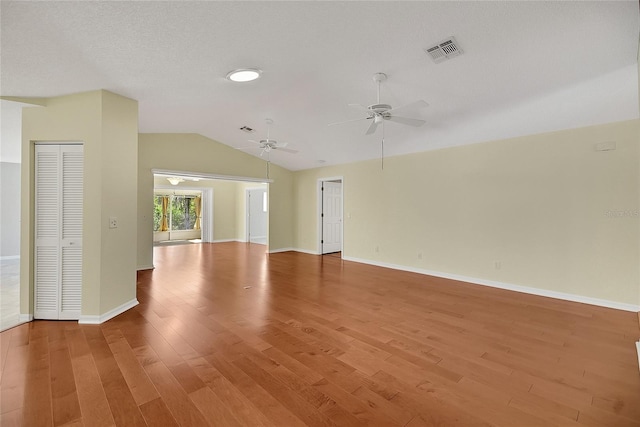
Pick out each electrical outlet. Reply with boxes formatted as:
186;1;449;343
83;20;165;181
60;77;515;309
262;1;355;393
494;261;501;270
418;252;423;260
109;217;118;229
375;246;379;253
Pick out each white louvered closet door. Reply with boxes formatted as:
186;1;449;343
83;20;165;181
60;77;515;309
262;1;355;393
34;144;83;320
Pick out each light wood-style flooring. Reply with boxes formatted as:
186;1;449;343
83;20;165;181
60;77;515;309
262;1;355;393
1;242;639;426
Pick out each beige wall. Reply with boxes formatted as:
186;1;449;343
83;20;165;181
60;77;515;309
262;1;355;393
21;90;139;317
294;119;640;306
138;133;293;268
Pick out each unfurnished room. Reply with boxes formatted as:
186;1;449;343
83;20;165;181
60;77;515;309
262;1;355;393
1;1;639;426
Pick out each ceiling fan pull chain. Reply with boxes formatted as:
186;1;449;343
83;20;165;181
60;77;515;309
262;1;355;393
381;123;385;170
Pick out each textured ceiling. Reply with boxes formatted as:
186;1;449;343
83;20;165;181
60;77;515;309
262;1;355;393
1;1;638;171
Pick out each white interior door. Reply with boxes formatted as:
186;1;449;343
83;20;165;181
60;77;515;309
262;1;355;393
322;181;342;254
34;144;83;320
247;188;267;244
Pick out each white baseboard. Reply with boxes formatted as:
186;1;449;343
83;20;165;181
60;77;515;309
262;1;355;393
0;255;20;261
137;265;155;271
79;298;139;325
268;247;294;254
342;255;640;313
213;239;243;243
19;314;33;323
269;247;320;255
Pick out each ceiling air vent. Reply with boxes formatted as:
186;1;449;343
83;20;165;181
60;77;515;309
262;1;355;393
425;37;463;63
239;126;255;133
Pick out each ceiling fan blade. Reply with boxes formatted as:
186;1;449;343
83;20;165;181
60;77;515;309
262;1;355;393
247;139;263;145
388;100;428;116
274;141;288;148
365;119;379;135
236;146;257;151
275;147;298;154
328;116;369;126
387;116;426;127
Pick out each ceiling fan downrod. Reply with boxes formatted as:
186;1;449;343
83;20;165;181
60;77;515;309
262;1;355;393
373;73;387;105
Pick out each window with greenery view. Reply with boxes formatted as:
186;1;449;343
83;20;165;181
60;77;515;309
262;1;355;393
153;194;199;231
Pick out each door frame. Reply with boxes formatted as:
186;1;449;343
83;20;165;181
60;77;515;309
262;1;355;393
317;176;344;255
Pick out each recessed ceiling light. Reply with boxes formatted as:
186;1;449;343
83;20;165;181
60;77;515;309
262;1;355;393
226;68;262;82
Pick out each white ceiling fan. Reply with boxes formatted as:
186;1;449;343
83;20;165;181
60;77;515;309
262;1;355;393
237;118;298;157
329;72;428;135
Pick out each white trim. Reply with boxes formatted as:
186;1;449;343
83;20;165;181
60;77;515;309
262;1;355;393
19;314;33;322
201;188;214;243
341;255;640;312
213;239;243;243
137;265;155;271
78;298;139;325
0;255;20;261
152;168;273;184
269;247;319;255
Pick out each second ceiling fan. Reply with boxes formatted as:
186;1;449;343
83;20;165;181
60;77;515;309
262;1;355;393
330;72;428;135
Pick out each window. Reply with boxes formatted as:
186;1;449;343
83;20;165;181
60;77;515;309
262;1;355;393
154;193;199;231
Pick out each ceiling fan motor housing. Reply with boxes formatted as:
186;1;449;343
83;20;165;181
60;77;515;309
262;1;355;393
368;103;393;121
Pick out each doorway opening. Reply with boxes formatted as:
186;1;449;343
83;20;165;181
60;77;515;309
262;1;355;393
151;171;269;252
318;177;343;256
1;100;24;330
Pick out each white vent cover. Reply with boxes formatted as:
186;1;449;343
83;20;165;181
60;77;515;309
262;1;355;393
239;126;255;133
425;37;463;63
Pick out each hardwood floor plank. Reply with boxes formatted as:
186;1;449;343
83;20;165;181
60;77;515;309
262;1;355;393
0;330;29;415
82;326;147;427
207;352;307;427
143;360;209;427
0;408;22;427
0;328;13;380
185;356;276;427
104;329;159;406
69;353;115;427
49;345;82;426
21;326;54;427
139;397;179;427
5;243;639;426
188;386;244;427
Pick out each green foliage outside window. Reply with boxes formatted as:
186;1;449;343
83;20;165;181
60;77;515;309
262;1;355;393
153;196;163;231
153;194;198;231
171;196;196;230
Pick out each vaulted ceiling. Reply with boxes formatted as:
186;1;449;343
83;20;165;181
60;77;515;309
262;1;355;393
1;1;638;171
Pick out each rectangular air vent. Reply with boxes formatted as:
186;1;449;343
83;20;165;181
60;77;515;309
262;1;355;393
425;37;463;63
239;126;254;133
